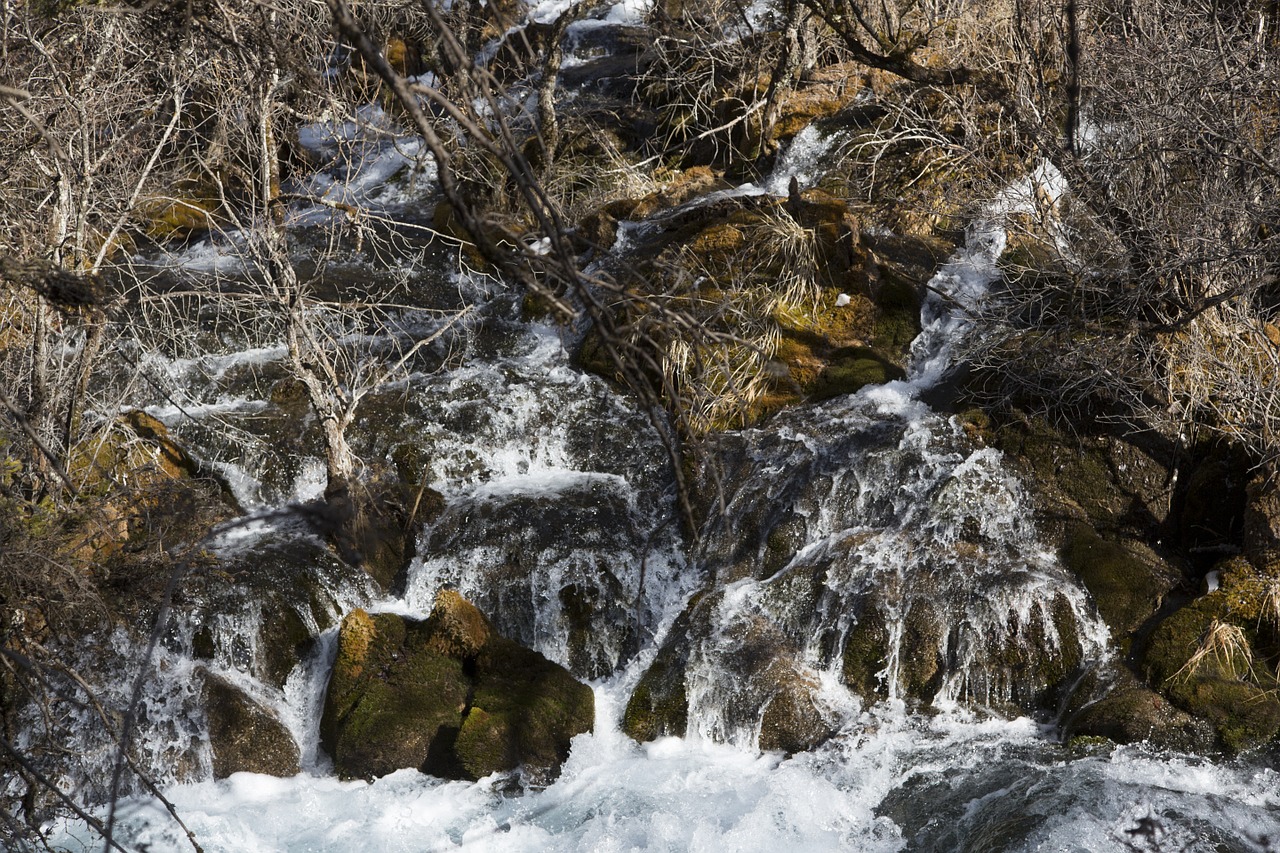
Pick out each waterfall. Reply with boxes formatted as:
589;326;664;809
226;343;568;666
28;88;1280;853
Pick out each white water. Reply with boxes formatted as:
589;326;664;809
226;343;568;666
50;702;1280;851
30;44;1280;851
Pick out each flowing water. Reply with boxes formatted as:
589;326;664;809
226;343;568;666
33;19;1280;853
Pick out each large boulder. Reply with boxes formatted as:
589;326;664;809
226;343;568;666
202;673;301;779
1062;669;1213;753
189;530;374;691
321;591;594;783
1141;564;1280;753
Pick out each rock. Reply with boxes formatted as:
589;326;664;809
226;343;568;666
1060;523;1178;643
1244;463;1280;567
757;671;831;755
192;531;366;690
622;595;702;741
623;586;838;752
1063;670;1213;753
331;470;432;592
808;346;906;401
321;594;594;783
202;673;300;779
989;414;1177;539
1143;591;1280;752
416;479;645;680
122;410;200;480
1178;444;1250;556
465;633;596;784
841;603;890;701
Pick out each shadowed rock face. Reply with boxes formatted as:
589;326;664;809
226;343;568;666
320;591;594;784
203;673;301;779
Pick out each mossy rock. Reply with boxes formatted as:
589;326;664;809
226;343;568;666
1061;523;1176;641
321;608;470;780
758;676;832;755
898;601;946;702
1213;557;1280;644
203;673;301;779
622;595;703;742
988;415;1180;544
142;194;215;239
1143;596;1229;687
321;594;593;782
963;595;1087;715
1173;677;1280;753
1144;593;1280;752
809;346;905;401
426;588;491;658
468;634;595;783
1064;673;1213;753
454;707;515;780
769;69;863;141
842;604;890;701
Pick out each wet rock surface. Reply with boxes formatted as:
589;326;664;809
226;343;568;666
321;591;594;783
203;672;301;779
984;411;1280;752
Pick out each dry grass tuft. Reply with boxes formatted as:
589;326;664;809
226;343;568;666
1171;619;1255;683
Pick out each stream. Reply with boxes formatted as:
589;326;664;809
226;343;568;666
32;6;1280;851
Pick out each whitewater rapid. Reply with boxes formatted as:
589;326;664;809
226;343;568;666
40;99;1280;853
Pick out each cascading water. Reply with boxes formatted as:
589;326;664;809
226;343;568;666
35;51;1280;853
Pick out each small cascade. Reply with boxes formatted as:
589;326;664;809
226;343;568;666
20;15;1280;842
398;325;694;678
635;161;1108;749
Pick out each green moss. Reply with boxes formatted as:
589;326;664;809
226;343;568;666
1143;594;1280;752
622;667;688;743
1064;735;1115;757
1061;524;1159;640
810;347;906;401
869;273;922;354
1173;678;1280;753
622;603;697;743
1144;597;1225;686
842;605;889;701
454;707;514;779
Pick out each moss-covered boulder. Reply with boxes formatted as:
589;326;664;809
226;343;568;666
841;603;891;702
622;596;701;742
203;673;301;779
321;592;594;782
808;346;906;401
1143;586;1280;752
1060;523;1178;643
756;669;831;755
190;531;364;691
1063;670;1213;753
